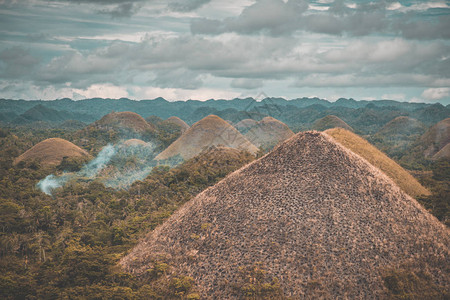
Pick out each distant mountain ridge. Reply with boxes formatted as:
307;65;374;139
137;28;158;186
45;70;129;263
1;98;448;134
8;104;93;125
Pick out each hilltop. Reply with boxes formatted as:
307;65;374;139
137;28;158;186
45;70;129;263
325;128;430;198
234;118;258;131
14;138;91;167
74;111;158;152
371;116;427;157
377;116;426;137
243;116;294;150
155;115;258;161
432;143;450;160
420;118;450;158
166;116;189;132
121;131;449;298
312;115;353;131
94;111;155;133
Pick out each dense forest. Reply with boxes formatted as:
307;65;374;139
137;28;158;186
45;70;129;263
0;125;257;298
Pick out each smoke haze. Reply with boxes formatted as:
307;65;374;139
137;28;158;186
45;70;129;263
37;140;167;195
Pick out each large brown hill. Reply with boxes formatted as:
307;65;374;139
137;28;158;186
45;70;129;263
155;115;258;161
325;128;430;198
94;111;155;133
121;131;449;299
14;138;91;167
432;143;450;160
372;116;427;157
234;118;258;130
312;115;353;131
420;118;450;158
166;116;190;132
243;116;294;150
377;116;426;137
74;111;157;152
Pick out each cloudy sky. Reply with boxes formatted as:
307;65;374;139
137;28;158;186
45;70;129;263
0;0;449;103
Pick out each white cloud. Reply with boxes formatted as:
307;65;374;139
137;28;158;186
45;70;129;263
421;87;450;100
399;2;448;12
292;73;447;88
132;86;240;101
386;2;402;11
73;84;129;99
381;93;406;101
410;97;424;103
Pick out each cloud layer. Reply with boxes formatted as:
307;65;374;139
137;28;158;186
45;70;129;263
0;0;449;104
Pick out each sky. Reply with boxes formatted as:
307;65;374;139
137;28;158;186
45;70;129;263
0;0;449;104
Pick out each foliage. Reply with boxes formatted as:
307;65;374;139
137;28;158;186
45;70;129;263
416;160;450;226
0;126;254;299
382;267;449;299
0;106;448;298
233;262;283;299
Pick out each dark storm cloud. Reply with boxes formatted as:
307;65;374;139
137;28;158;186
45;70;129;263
98;2;141;18
231;78;264;89
0;47;39;78
168;0;211;12
192;0;308;36
151;69;204;89
396;15;450;40
41;0;210;16
51;0;144;4
27;33;449;90
191;0;449;40
0;0;448;101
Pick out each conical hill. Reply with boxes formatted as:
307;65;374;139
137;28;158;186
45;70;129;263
432;143;450;160
121;131;449;298
155;115;258;161
166;116;190;132
14;138;91;167
325;128;430;198
420;118;450;158
377;116;426;136
94;111;155;133
243;116;294;150
312;115;353;131
234;118;258;130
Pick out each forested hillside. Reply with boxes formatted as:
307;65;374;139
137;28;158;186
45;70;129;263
0;126;255;298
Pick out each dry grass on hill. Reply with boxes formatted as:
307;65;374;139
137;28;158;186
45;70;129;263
312;115;353;132
155;115;258;161
377;116;426;136
166;116;190;132
122;139;149;147
432;143;450;160
325;128;430;198
14;138;92;167
243;116;294;150
234;118;258;130
420;118;450;158
95;111;156;133
121;131;449;299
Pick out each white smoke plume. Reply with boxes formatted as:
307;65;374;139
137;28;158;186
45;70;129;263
79;144;116;178
37;174;70;195
37;141;168;195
